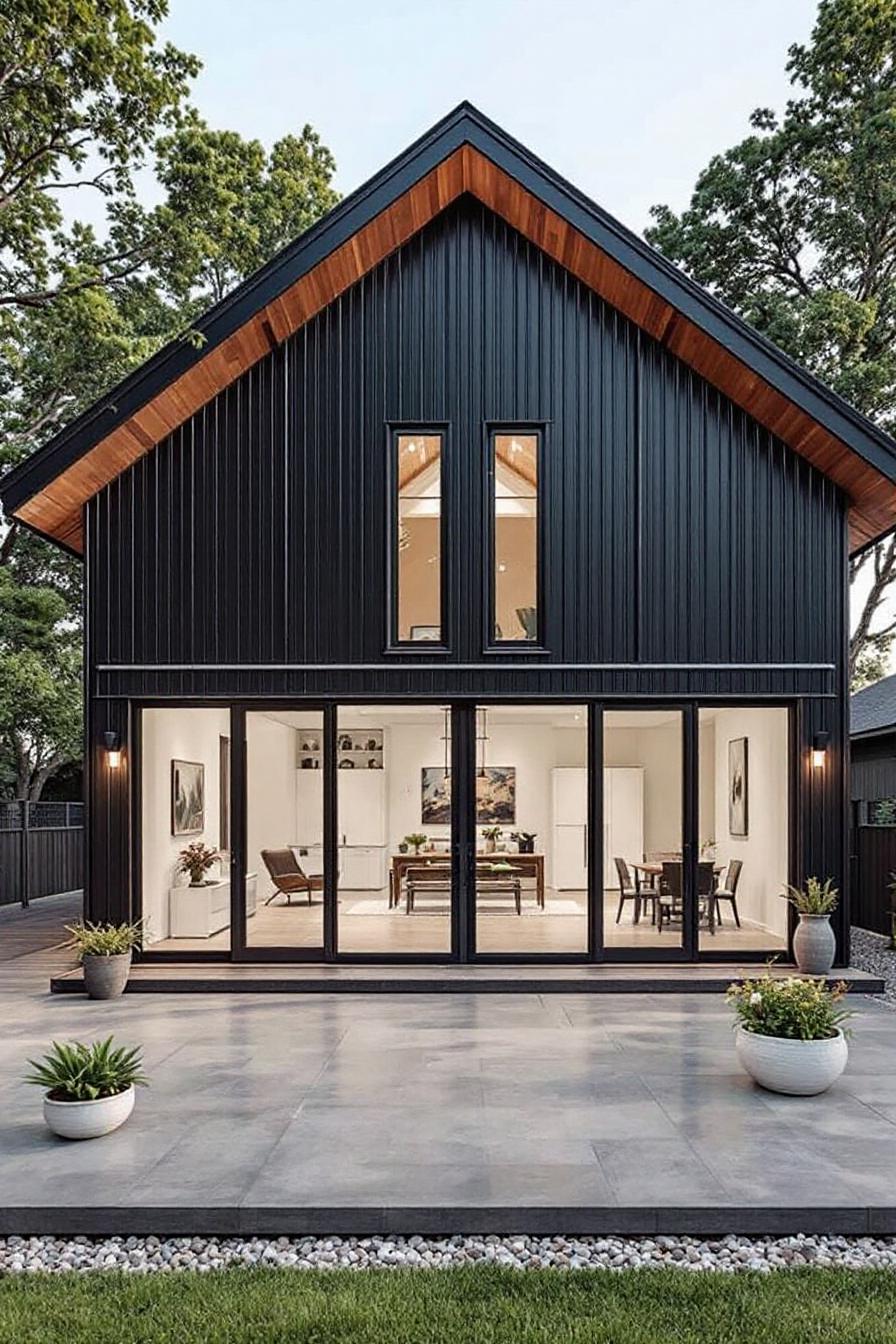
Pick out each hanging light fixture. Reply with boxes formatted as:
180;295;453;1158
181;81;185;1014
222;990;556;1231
476;707;489;778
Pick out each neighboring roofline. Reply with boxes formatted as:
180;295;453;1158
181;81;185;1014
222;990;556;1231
4;100;896;534
851;724;896;742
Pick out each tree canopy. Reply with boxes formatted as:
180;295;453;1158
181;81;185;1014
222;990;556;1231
0;1;339;796
646;0;896;687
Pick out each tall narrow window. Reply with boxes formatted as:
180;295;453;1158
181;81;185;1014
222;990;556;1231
492;430;539;643
396;432;442;642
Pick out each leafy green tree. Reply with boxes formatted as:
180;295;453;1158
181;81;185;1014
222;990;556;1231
153;115;339;308
0;3;339;796
0;569;81;798
646;0;896;688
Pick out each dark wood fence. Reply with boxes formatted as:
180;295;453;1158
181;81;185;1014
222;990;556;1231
0;802;84;908
851;824;896;936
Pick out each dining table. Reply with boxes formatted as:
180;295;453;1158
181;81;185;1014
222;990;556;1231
389;852;545;910
631;859;725;932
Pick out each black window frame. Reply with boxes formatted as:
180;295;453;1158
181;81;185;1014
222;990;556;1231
386;422;450;653
484;422;546;653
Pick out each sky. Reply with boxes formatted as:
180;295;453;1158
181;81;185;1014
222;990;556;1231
157;0;818;235
151;0;889;653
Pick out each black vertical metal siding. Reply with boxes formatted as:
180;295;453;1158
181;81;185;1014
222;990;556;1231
86;196;844;677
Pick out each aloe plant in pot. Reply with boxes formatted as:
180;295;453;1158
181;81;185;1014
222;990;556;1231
66;920;144;1000
26;1036;148;1140
781;876;838;975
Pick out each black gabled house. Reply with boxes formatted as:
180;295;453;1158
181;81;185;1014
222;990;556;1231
4;103;896;970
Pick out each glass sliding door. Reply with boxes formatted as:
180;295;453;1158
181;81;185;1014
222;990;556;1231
472;705;589;955
140;707;234;953
602;709;685;952
246;710;324;950
337;704;452;954
697;707;790;953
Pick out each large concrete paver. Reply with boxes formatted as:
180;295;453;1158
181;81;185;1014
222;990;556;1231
0;984;894;1233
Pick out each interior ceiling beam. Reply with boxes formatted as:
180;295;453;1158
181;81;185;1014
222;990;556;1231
13;144;896;555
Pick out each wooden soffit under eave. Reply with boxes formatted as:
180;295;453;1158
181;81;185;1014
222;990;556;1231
14;142;895;554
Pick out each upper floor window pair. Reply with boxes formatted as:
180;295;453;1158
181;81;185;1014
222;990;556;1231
394;427;540;647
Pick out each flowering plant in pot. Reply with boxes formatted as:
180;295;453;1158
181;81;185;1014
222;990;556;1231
66;920;144;1000
404;833;427;855
781;876;838;974
178;841;220;886
25;1036;148;1140
727;973;850;1095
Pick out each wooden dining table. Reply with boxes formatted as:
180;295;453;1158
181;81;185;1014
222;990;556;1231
631;859;725;933
389;852;545;910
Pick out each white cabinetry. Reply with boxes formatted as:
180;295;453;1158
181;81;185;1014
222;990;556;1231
551;767;644;890
603;768;644;887
551;768;588;889
295;770;387;890
168;874;257;939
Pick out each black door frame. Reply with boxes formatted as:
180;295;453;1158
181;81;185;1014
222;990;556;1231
132;695;797;965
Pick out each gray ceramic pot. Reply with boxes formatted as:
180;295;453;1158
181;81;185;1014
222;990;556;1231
82;952;131;1000
792;913;836;976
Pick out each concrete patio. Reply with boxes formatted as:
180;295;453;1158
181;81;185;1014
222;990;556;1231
1;934;895;1236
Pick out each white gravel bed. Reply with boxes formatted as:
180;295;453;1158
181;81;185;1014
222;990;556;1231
2;1234;896;1274
850;926;896;1006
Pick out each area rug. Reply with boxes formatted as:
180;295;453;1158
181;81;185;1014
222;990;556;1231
342;899;586;917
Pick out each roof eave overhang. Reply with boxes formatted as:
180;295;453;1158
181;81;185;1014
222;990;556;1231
4;102;896;555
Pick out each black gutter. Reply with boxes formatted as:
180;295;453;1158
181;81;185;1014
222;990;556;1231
4;100;896;519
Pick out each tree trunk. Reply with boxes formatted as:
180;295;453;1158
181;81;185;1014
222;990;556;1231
849;534;896;687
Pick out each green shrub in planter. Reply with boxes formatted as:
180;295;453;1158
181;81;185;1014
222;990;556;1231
65;920;144;999
25;1037;148;1140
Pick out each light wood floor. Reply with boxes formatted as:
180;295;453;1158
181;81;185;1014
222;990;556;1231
147;888;787;956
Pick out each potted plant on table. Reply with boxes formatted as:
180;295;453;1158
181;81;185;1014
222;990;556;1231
178;841;220;886
66;920;144;1000
404;833;427;855
781;876;838;975
26;1036;148;1140
510;831;537;854
727;973;850;1095
482;825;502;854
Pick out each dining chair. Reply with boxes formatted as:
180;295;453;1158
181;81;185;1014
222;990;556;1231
613;857;643;923
657;861;716;932
713;858;742;928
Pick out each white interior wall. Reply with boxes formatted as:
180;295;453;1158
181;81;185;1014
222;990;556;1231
602;721;682;854
698;719;716;846
246;714;303;902
141;707;230;944
710;707;789;935
382;720;585;885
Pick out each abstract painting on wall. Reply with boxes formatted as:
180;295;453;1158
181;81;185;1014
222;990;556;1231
728;737;748;837
421;766;517;826
171;759;205;836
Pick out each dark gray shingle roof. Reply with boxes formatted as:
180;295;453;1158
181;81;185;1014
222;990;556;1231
851;672;896;736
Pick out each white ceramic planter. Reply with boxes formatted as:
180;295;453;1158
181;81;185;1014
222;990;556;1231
43;1085;135;1140
735;1026;848;1096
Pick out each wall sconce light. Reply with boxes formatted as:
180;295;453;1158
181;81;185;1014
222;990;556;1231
811;731;830;770
103;731;122;769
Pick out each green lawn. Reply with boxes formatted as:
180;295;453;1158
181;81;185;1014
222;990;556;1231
2;1266;896;1344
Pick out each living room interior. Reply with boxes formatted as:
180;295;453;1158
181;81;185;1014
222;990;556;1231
140;703;789;956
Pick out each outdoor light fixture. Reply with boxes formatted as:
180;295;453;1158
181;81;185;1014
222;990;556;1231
811;731;830;770
103;731;122;768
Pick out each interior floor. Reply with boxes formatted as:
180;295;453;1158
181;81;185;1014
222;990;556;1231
146;887;787;956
